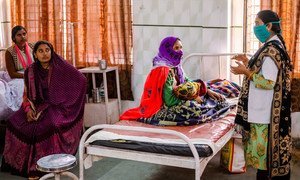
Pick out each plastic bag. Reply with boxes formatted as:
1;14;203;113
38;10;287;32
220;135;246;173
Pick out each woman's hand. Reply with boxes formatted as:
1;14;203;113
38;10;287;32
172;77;178;88
26;109;37;122
195;96;203;104
230;61;248;75
231;54;249;66
207;89;224;101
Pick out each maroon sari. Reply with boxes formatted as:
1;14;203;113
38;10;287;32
1;53;87;177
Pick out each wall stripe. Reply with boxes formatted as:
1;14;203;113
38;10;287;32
133;24;228;29
133;24;243;29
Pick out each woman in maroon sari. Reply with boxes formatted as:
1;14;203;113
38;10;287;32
1;40;87;178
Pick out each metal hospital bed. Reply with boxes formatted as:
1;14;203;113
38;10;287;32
78;53;247;180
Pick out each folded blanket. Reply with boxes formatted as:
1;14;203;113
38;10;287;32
206;79;240;98
138;97;233;126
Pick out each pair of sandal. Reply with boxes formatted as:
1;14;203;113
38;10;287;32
28;176;39;180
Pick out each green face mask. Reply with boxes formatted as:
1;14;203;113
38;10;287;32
253;21;280;43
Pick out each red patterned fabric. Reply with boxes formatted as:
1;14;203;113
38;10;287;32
120;66;169;120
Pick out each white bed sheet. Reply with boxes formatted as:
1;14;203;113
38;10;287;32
0;71;24;120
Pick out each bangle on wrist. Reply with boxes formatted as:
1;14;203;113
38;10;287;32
247;71;255;81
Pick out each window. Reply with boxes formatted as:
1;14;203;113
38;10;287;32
246;0;261;54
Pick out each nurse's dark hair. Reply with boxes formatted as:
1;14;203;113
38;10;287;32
257;10;286;49
11;25;27;43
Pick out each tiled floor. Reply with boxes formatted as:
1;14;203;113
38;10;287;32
0;148;299;180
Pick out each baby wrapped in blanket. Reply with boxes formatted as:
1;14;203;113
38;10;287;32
173;80;207;102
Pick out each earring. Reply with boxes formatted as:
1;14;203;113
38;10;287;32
267;23;272;30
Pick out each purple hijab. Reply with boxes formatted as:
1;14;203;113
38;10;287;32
153;36;185;84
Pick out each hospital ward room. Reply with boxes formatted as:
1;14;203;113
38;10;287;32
1;0;300;180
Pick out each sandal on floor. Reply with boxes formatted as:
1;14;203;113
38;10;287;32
28;176;39;180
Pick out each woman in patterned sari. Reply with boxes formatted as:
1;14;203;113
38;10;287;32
120;36;236;126
1;40;87;178
231;10;292;180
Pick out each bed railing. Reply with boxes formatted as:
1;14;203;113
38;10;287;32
182;53;252;85
79;124;205;180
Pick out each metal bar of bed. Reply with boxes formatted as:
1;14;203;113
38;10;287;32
78;53;249;180
182;53;251;85
78;124;234;180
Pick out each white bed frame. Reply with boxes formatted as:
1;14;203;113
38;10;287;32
182;52;251;85
78;53;244;180
78;123;234;180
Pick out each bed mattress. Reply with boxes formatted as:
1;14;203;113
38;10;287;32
87;110;236;157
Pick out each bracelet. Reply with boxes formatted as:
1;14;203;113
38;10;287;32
247;71;255;81
22;101;31;113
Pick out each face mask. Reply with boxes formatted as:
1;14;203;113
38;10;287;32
253;21;280;43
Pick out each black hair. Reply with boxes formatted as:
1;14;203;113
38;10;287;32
257;10;287;49
11;25;27;43
32;40;54;62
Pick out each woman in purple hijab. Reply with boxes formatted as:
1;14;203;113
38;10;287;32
1;40;87;178
153;36;224;103
122;36;233;126
152;36;185;83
